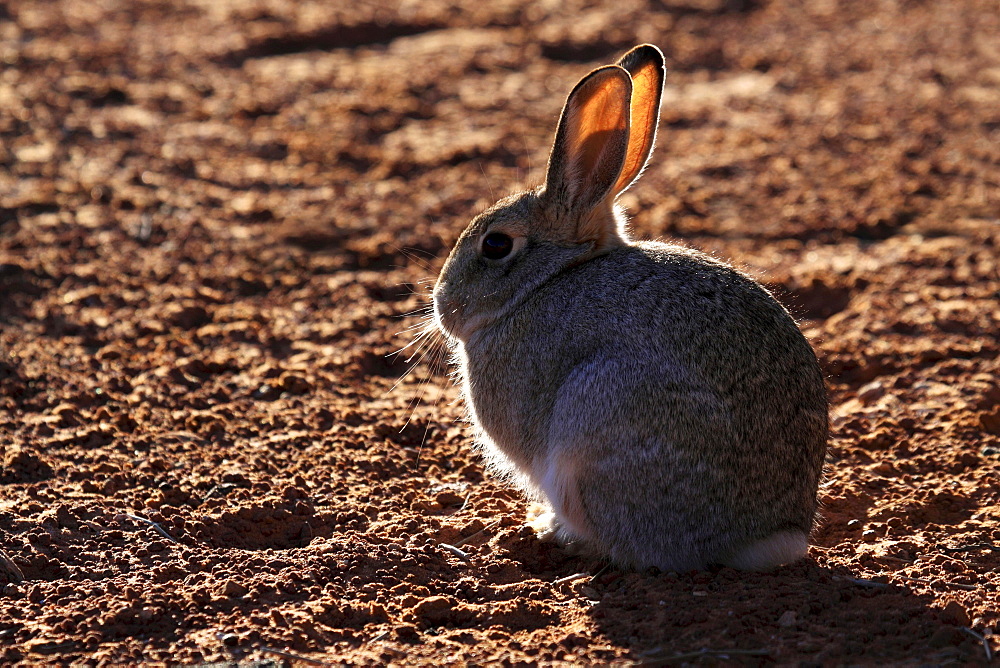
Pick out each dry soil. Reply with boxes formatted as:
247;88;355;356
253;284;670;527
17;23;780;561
1;0;999;665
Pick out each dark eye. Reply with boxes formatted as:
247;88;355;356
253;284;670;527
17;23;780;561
481;232;514;260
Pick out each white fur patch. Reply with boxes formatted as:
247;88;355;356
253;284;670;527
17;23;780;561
539;450;597;543
724;531;808;571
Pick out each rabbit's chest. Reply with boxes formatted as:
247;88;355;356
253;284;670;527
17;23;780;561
458;333;573;467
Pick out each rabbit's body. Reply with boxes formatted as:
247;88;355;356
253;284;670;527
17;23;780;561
433;45;828;571
456;239;826;571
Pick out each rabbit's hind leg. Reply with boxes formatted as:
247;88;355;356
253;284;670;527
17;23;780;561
722;531;808;571
537;449;598;546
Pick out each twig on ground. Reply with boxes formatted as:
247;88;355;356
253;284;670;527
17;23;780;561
638;647;771;664
0;547;24;582
588;563;612;584
155;430;209;446
201;483;239;502
259;645;330;666
848;577;890;589
24;639;79;654
898;575;977;591
439;543;470;560
941;543;1000;554
79;519;105;534
124;513;179;544
877;555;914;564
553;572;589;585
961;627;994;663
453;519;501;547
459;493;472;512
369;630;389;643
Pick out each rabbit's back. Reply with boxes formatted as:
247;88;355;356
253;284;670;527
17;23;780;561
462;242;827;569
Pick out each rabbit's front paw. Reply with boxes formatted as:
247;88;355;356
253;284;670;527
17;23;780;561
526;502;559;541
526;503;590;556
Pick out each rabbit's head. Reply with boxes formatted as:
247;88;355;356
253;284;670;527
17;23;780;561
433;45;666;343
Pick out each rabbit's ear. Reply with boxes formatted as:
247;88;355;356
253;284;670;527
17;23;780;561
543;65;632;233
612;44;666;195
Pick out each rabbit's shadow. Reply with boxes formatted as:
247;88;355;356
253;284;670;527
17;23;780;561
572;558;974;664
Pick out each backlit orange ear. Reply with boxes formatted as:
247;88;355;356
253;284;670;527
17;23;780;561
562;70;631;195
544;65;633;221
613;45;666;196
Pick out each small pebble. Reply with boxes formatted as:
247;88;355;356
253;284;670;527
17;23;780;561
858;380;887;405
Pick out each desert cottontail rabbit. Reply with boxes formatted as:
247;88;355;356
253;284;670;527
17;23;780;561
432;44;828;571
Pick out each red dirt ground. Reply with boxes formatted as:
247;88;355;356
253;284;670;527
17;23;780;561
1;0;998;665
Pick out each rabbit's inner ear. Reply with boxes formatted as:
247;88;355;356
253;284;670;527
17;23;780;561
571;130;623;188
543;66;632;237
613;45;666;196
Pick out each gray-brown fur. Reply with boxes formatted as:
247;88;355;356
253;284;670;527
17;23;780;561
432;44;828;571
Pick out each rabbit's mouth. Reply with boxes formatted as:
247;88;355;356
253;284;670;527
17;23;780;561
454;313;494;343
432;293;463;340
433;296;492;344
